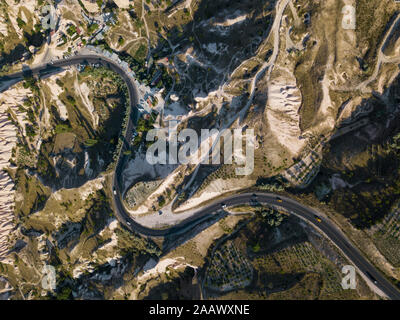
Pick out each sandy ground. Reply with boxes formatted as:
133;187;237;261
42;71;69;121
0;11;8;37
177;178;254;212
4;0;38;39
81;0;100;13
130;257;186;298
337;97;363;125
122;152;178;195
132;256;197;297
213;11;247;27
30;43;53;66
130;176;252;230
126;169;181;216
267;75;306;156
319;55;335;118
113;0;130;8
74;78;98;128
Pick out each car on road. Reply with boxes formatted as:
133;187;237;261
113;188;117;196
221;203;227;209
366;271;378;284
314;215;322;223
276;197;283;203
126;221;131;226
159;210;163;215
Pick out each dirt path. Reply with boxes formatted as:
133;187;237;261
335;13;400;93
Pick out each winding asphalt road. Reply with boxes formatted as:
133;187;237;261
1;55;400;300
121;192;400;300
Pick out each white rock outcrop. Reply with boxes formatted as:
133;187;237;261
267;78;306;155
0;86;32;260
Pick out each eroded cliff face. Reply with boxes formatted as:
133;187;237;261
0;63;127;262
1;0;400;299
0;85;32;260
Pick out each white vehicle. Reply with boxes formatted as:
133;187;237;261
113;188;117;196
126;221;131;226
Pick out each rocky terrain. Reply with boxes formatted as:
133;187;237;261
0;0;400;300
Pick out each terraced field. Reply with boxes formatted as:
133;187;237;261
372;205;400;267
204;241;253;292
254;242;344;294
